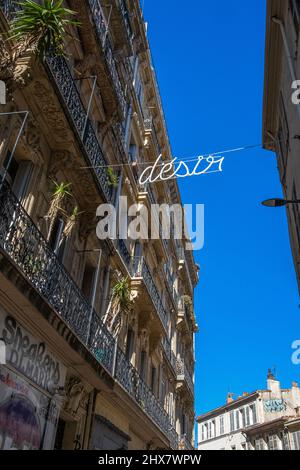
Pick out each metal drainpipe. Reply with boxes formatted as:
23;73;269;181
272;17;300;119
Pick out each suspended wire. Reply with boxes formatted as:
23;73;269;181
79;142;272;171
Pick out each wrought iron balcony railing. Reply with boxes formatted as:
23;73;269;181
0;181;178;446
45;55;114;203
162;338;177;375
176;358;194;397
147;186;169;254
117;238;132;274
0;180;115;374
116;0;133;44
0;2;113;204
88;0;127;117
133;257;168;333
115;348;177;447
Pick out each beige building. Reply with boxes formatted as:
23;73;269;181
197;372;300;450
0;1;198;450
263;0;300;291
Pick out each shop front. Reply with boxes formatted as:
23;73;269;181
0;308;66;450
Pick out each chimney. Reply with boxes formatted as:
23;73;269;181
227;393;234;404
267;369;281;397
242;392;248;397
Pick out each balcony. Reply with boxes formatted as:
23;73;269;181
0;180;115;374
176;358;194;398
133;257;168;333
177;297;195;337
162;338;177;376
144;114;162;160
0;2;114;205
115;0;133;47
115;348;177;447
88;0;127;117
0;181;178;447
45;55;114;203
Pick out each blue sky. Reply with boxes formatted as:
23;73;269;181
143;0;300;415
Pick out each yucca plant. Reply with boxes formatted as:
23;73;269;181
0;0;79;81
107;167;119;189
47;180;72;240
63;205;83;239
104;275;132;337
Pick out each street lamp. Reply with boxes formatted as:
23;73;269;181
261;198;300;207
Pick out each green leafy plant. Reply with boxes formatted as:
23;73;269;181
112;277;132;314
0;0;79;81
107;167;119;189
63;206;83;239
103;274;133;337
47;180;72;240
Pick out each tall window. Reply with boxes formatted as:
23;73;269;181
140;350;147;381
292;431;300;450
250;404;257;425
219;415;225;435
82;263;96;302
245;406;251;427
230;412;235;432
268;434;279;450
1;153;33;200
208;421;212;439
235;410;240;430
150;366;157;394
255;437;265;450
125;328;134;361
241;408;246;428
201;425;206;442
49;217;65;261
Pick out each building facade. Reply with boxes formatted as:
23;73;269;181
0;0;198;450
197;372;300;450
263;0;300;291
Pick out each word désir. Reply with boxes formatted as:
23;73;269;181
138;154;224;186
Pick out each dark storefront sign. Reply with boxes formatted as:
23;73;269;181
0;308;66;450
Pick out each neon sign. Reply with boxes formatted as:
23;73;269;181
138;154;224;186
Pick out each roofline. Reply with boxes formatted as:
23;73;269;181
196;392;259;422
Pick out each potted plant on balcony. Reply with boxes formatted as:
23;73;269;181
63;206;83;239
106;167;119;189
103;273;133;338
0;0;79;94
47;180;72;241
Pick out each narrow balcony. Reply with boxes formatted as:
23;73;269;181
177;297;195;337
110;0;134;51
115;348;178;448
0;2;114;205
176;358;194;398
132;257;168;333
0;181;178;446
0;180;115;374
144;114;162;160
88;0;127;117
45;55;114;203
